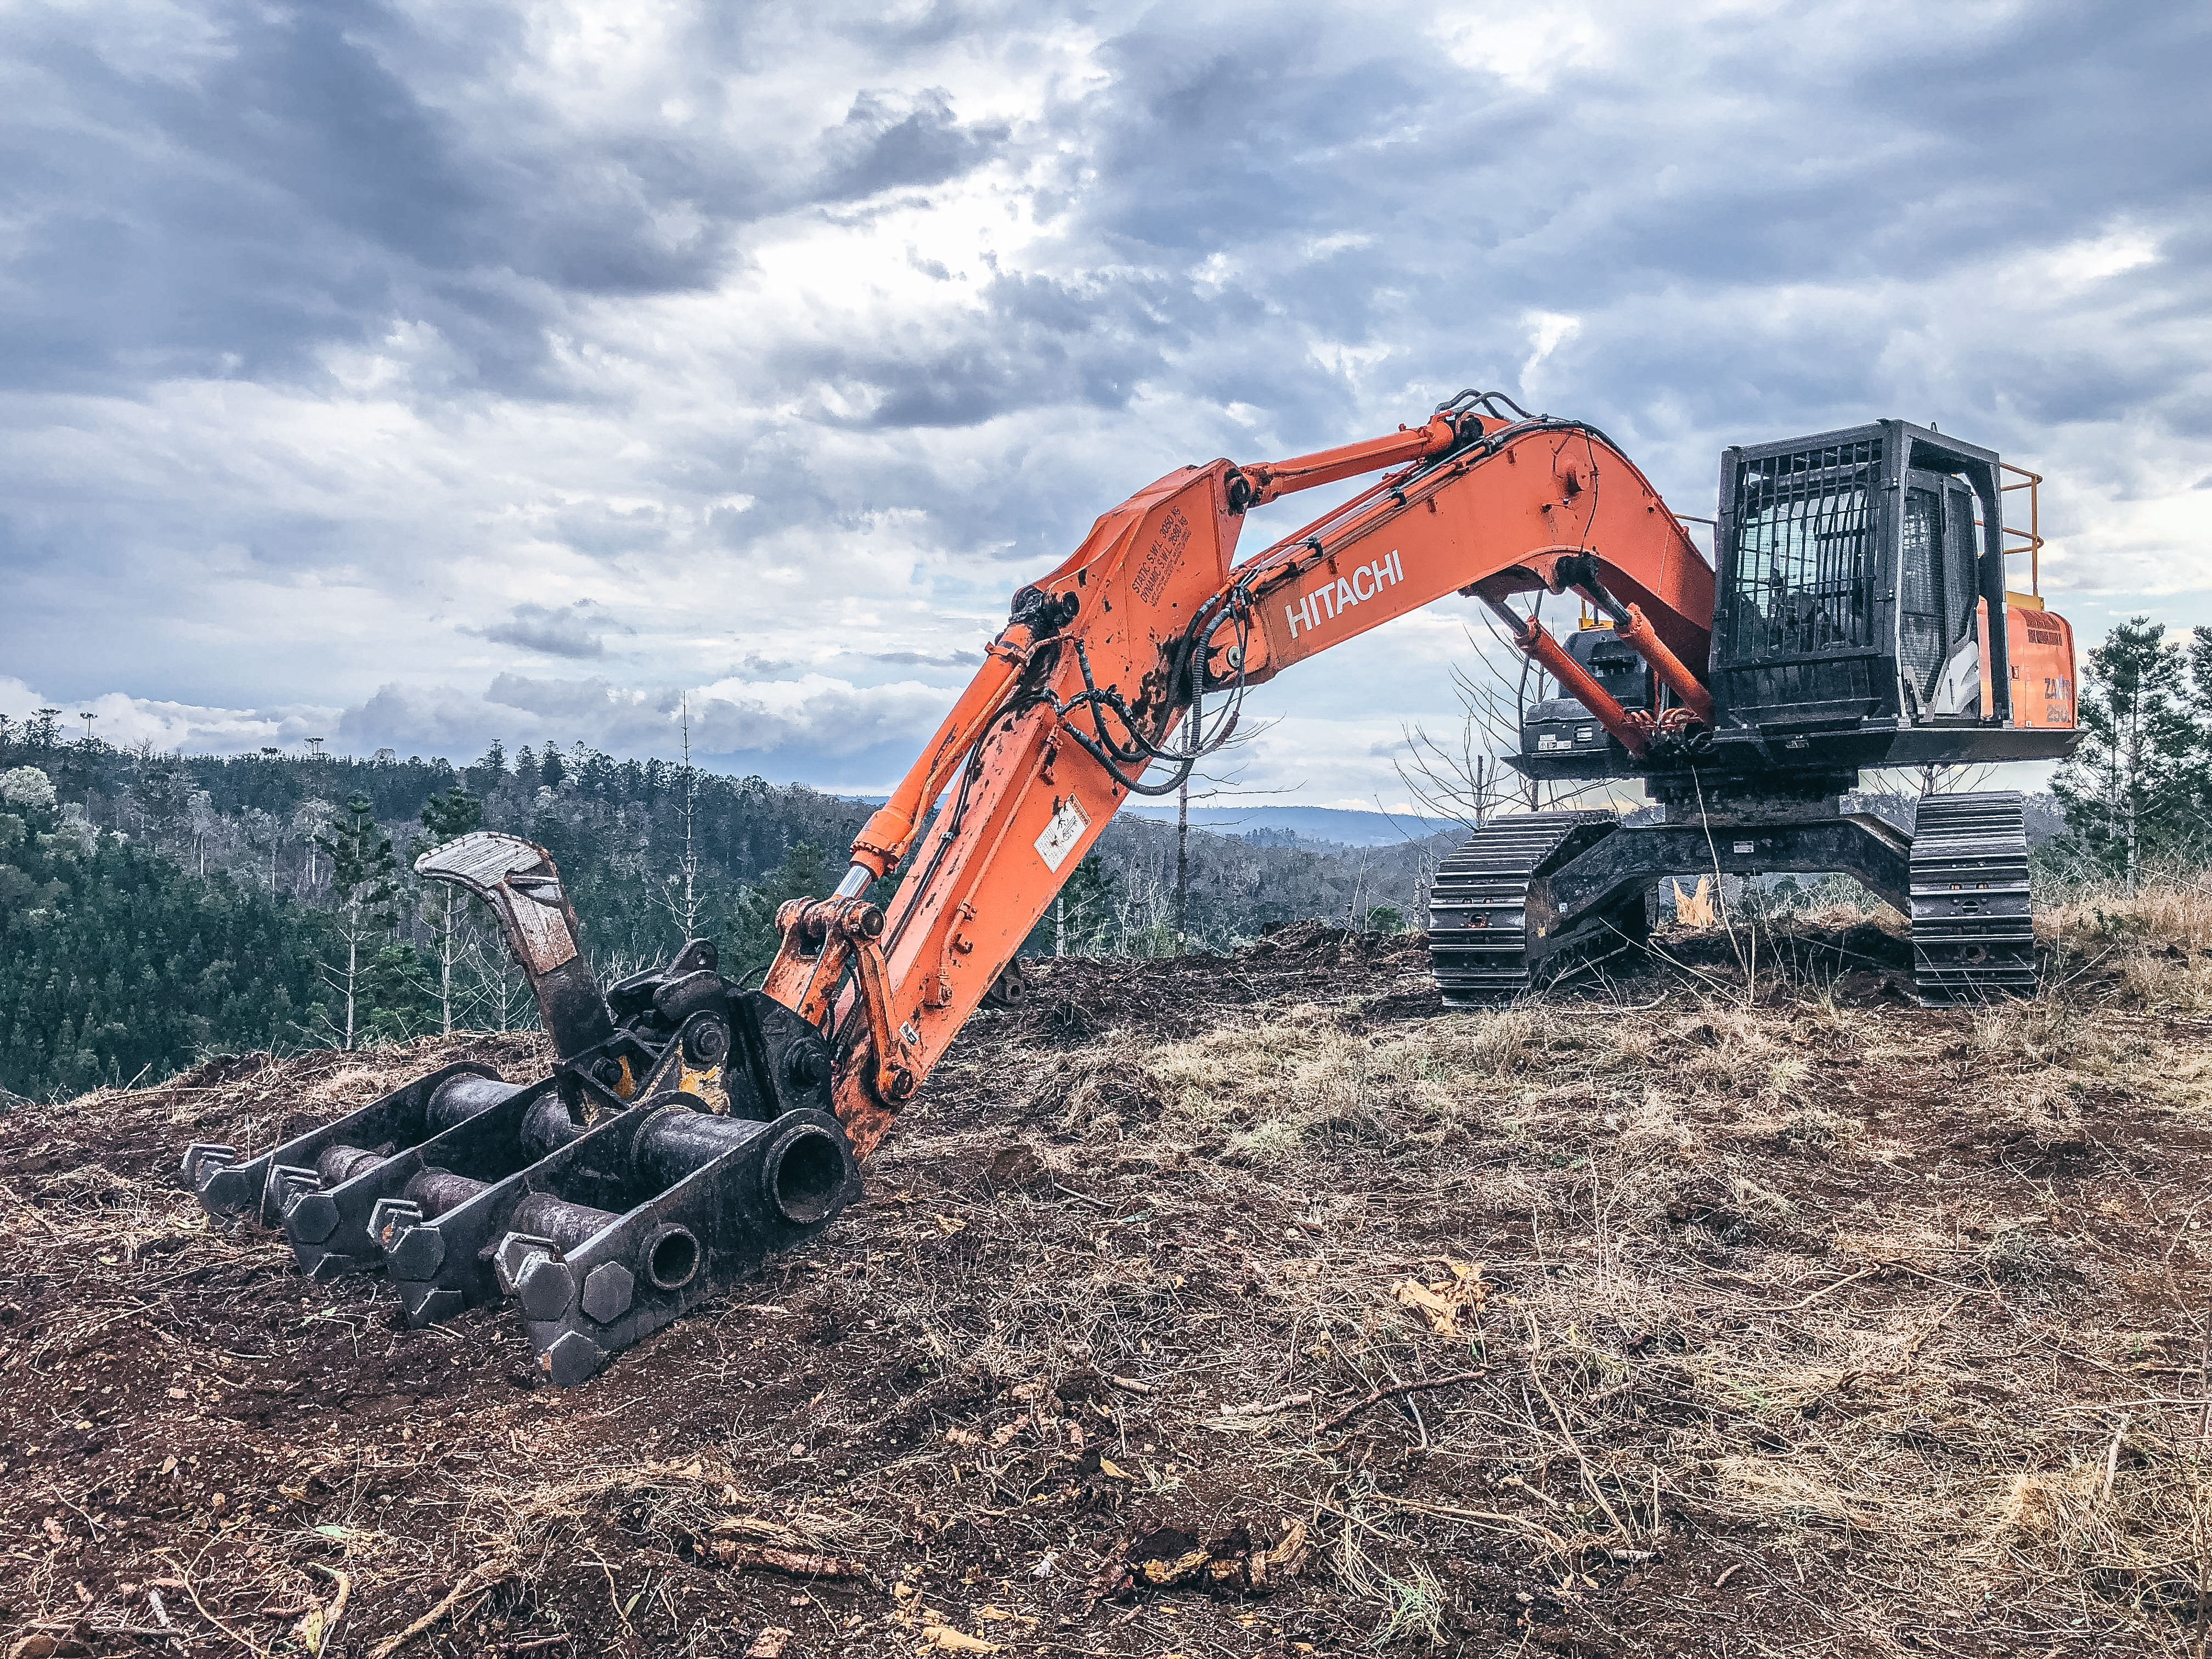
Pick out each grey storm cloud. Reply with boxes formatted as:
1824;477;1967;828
817;89;1011;205
0;2;1013;399
467;600;629;659
1;0;2208;805
867;649;984;667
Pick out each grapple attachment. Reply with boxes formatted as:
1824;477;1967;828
175;831;860;1384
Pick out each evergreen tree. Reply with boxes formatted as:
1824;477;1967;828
717;841;836;982
360;943;440;1043
132;764;201;855
2052;618;2204;893
315;793;400;1049
0;769;326;1098
420;786;484;842
2190;627;2212;737
767;841;831;912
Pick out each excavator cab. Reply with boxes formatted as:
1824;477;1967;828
1514;419;2075;784
1716;422;1998;731
1704;419;2070;772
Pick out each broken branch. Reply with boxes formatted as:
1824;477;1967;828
1317;1370;1486;1434
366;1556;515;1659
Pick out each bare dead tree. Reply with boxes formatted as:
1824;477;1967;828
658;694;706;941
1395;611;1604;828
1164;714;1278;955
1175;710;1195;953
1867;760;2000;800
458;929;529;1031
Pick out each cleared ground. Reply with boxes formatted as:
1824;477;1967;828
6;902;2212;1657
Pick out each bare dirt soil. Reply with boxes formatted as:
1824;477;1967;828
7;912;2212;1658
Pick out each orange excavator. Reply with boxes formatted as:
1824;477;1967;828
182;392;2079;1383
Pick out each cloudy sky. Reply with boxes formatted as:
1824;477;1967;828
2;0;2206;806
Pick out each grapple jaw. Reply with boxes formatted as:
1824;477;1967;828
173;831;861;1386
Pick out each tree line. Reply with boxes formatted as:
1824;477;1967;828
2046;618;2212;894
3;608;2181;1102
0;724;1443;1101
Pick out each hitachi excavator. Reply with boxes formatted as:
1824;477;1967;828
180;392;2078;1383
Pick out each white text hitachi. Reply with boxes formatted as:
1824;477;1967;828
1284;550;1404;640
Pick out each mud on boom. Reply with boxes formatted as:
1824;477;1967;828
182;393;2079;1382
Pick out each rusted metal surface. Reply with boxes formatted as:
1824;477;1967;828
415;831;612;1059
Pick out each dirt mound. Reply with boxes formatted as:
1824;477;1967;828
6;943;2212;1656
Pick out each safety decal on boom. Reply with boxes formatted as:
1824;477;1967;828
1035;795;1090;872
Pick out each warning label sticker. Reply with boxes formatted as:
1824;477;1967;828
1035;795;1090;873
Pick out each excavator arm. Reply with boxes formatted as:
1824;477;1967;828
764;392;1714;1158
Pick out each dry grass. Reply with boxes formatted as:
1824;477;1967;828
11;928;2212;1654
970;943;2212;1653
2041;871;2212;953
2038;870;2212;1025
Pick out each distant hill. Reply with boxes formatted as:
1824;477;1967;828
1117;803;1463;848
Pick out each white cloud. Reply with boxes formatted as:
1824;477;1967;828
2;0;2208;812
2043;227;2161;287
0;676;338;753
1519;311;1582;393
1432;4;1605;89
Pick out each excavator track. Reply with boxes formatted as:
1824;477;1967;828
1425;811;1628;1006
1909;790;2037;1006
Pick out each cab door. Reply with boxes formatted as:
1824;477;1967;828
1900;470;1982;719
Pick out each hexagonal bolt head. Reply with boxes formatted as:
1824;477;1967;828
285;1191;339;1245
580;1261;635;1325
386;1224;447;1281
516;1256;574;1322
541;1329;610;1388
